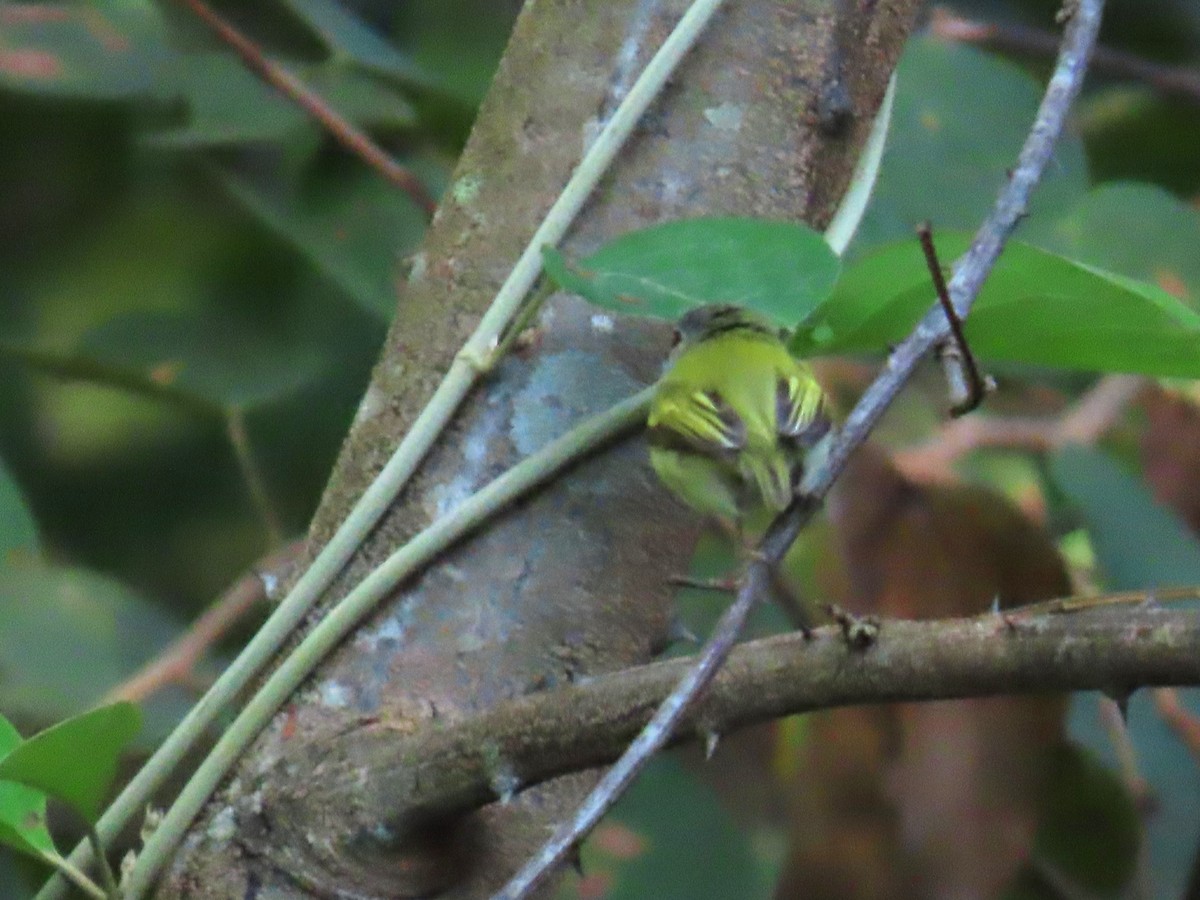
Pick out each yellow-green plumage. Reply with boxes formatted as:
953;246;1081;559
648;305;830;526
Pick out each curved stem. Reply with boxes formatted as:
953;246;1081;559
41;852;105;900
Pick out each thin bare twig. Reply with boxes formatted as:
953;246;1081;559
1098;695;1154;809
896;374;1143;480
494;2;1105;896
931;7;1200;110
225;408;284;547
918;221;989;416
105;541;303;704
177;0;438;217
1155;687;1200;765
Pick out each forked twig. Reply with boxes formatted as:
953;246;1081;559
931;7;1200;110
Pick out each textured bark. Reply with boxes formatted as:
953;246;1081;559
159;1;921;897
238;606;1200;849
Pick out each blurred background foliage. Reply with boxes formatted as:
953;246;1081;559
0;0;1199;897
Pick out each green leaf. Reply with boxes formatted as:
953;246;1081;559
1075;85;1200;199
304;65;417;130
1030;743;1140;898
141;54;417;149
214;163;431;319
0;459;39;565
573;756;773;900
141;52;306;148
0;567;184;728
542;218;840;329
0;307;327;416
0;3;173;102
0;703;140;824
0;716;54;863
77;309;329;410
1049;446;1200;590
279;0;437;90
1035;182;1200;308
853;36;1088;254
796;232;1200;378
391;0;512;111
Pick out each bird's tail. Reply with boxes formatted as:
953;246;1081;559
739;451;793;512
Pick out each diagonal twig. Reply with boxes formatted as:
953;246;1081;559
105;541;303;704
177;0;438;217
931;7;1200;110
493;2;1105;896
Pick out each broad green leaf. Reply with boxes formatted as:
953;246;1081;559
0;703;139;824
1;307;327;416
391;0;515;111
853;37;1088;254
1075;85;1200;199
0;459;39;565
568;756;773;900
141;52;305;148
78;309;329;410
214;163;432;319
0;716;54;863
0;567;183;727
27;187;259;342
795;233;1200;378
1027;744;1139;898
543;218;841;329
279;0;437;90
1036;182;1200;308
304;65;417;131
0;3;173;102
1057;308;1200;891
1067;687;1200;898
1049;446;1200;590
142;54;417;149
0;338;222;419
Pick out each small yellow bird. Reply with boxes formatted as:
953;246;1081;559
647;304;832;529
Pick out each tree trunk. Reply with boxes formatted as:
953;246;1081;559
158;0;921;896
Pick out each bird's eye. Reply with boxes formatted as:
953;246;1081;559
670;329;683;348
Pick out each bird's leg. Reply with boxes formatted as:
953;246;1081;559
725;521;814;637
768;574;814;637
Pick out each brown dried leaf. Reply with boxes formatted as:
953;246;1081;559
777;444;1070;900
1140;386;1200;534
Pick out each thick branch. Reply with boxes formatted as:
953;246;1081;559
245;602;1200;851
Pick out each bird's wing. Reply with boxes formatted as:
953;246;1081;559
647;383;745;459
777;369;830;447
